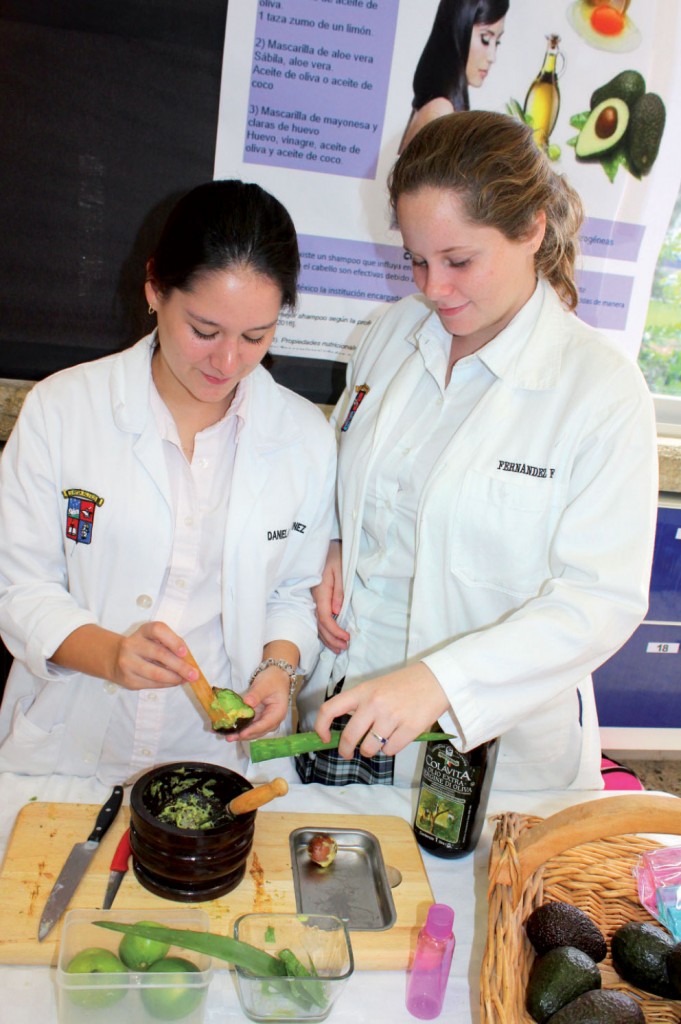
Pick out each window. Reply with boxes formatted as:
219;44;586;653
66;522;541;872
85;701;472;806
639;184;681;437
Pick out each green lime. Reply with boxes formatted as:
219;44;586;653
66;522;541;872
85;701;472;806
119;920;170;970
140;956;203;1020
65;946;128;1009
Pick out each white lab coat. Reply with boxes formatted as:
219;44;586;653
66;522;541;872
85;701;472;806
298;281;658;790
0;335;336;777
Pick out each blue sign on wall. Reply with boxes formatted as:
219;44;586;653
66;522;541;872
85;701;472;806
593;501;681;728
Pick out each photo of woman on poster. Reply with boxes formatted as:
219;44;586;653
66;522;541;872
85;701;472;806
399;0;509;152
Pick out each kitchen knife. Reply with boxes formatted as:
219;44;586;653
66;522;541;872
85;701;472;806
38;785;124;941
102;827;132;910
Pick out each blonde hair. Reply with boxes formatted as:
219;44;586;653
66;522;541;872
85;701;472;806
388;110;584;311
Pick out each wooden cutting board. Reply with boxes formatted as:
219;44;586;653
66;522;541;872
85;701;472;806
0;802;434;970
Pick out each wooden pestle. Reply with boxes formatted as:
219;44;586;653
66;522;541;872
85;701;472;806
227;778;289;817
183;649;225;727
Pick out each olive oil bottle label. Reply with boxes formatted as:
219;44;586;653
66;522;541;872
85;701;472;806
414;743;482;850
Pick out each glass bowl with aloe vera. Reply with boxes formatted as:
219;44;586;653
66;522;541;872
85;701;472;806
232;913;354;1022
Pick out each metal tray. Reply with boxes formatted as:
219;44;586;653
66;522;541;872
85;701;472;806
289;827;397;931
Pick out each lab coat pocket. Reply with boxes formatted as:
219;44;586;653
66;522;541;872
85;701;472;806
450;468;560;597
0;695;65;774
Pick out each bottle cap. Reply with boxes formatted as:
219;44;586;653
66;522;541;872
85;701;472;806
426;903;454;939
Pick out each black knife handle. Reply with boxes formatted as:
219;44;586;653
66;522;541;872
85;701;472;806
87;785;124;843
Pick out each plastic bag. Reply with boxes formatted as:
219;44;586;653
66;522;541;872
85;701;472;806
635;846;681;941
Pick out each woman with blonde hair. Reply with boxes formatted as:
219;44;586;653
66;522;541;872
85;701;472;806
297;111;657;791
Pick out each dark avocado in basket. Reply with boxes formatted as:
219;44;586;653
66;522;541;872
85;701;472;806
526;946;601;1023
546;988;644;1023
525;901;607;961
669;942;681;996
610;921;678;999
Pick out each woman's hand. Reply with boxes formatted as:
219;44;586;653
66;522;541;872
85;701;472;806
313;540;350;653
230;665;291;741
228;640;300;741
51;622;200;691
314;663;451;758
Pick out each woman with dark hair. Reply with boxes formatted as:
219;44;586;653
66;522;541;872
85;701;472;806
0;180;335;783
297;112;657;791
400;0;509;151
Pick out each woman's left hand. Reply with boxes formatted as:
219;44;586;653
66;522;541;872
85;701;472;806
314;663;451;759
225;664;291;741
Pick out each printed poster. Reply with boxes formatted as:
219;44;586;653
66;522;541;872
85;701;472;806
215;0;681;363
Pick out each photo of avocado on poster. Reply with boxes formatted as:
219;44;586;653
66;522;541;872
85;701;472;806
214;0;681;365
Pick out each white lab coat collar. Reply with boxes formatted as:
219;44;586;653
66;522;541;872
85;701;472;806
107;332;306;453
408;278;566;392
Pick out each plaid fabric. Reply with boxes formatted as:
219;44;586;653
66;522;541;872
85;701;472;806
295;711;395;785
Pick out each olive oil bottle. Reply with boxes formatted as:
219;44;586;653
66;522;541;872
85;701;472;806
523;34;562;150
413;728;498;858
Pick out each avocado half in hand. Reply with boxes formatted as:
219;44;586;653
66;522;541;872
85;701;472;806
209;688;255;731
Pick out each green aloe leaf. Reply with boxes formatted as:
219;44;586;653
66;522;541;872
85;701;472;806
250;730;452;763
94;921;286;976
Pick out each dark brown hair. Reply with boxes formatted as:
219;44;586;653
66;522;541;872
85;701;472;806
148;180;300;311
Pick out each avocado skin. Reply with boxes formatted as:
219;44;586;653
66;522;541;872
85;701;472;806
525;901;607;961
611;921;678;999
627;93;665;177
547;989;644;1023
590;70;646;111
668;943;681;997
526;946;601;1024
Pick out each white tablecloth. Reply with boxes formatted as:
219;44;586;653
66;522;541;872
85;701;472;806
0;773;671;1024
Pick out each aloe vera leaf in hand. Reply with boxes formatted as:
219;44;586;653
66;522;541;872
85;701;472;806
249;730;452;763
94;921;286;976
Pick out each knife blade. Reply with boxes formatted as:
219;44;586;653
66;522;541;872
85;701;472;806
38;785;124;941
102;827;132;910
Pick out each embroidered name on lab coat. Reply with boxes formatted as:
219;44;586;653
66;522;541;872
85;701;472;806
267;521;307;541
498;460;556;479
62;488;105;545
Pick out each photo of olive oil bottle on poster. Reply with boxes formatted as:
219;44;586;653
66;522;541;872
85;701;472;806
505;1;666;183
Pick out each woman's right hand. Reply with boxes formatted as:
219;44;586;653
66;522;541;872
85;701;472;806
51;622;200;691
313;540;350;654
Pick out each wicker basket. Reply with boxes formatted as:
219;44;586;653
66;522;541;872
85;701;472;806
480;794;681;1023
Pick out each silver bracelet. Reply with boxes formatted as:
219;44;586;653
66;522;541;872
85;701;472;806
249;658;298;696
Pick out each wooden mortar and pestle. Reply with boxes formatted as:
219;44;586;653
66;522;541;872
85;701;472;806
130;762;288;901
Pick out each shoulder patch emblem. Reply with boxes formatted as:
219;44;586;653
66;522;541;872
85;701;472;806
62;488;105;545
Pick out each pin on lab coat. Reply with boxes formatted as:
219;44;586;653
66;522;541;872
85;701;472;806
298;281;658;790
0;335;335;777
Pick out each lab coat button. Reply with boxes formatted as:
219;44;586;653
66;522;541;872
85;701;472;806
83;753;94;764
197;457;209;469
175;578;187;590
104;682;117;695
184;516;194;527
136;594;153;609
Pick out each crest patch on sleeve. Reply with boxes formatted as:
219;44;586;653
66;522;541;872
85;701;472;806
62;488;105;545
